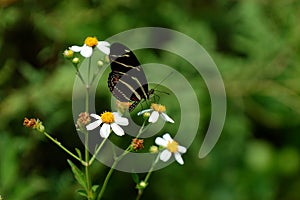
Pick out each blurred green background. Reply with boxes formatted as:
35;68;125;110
1;0;300;199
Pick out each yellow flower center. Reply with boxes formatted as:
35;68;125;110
84;36;98;47
167;140;178;153
101;111;114;124
151;103;166;113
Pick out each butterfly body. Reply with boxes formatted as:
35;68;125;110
108;43;153;111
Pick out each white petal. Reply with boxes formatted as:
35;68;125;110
113;112;129;126
149;111;159;123
178;145;187;153
174;152;184;165
97;41;110;55
155;137;168;147
111;123;125;136
113;112;121;117
162;133;173;142
100;123;110;138
160;113;174;123
160;149;172;162
69;45;82;52
98;41;110;47
137;109;153;116
80;45;93;58
90;114;101;120
86;120;101;130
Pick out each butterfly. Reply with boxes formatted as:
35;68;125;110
108;42;154;112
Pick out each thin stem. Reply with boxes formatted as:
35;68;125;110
91;56;108;86
144;153;160;183
97;120;147;200
96;162;115;200
72;65;86;86
135;153;160;200
42;131;86;166
136;120;147;138
85;86;90;116
84;57;93;198
84;131;92;199
136;191;142;200
88;137;108;165
88;57;91;85
97;147;131;200
90;65;101;86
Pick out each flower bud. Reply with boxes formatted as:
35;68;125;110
72;57;80;64
63;49;74;59
35;119;45;133
136;181;148;190
23;117;37;128
149;145;158;153
131;138;144;151
143;112;151;119
36;123;45;132
97;60;104;67
23;118;45;133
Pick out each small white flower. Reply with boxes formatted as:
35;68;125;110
86;111;128;138
155;133;187;165
70;36;110;58
137;103;174;123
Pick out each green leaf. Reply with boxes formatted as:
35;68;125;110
92;185;99;192
75;148;82;160
131;173;140;184
67;159;87;190
77;189;88;198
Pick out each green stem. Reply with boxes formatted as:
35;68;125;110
42;131;86;166
97;120;147;200
97;147;131;200
96;163;115;200
136;191;142;200
136;120;146;138
72;65;86;86
135;153;160;200
84;58;92;198
84;131;92;199
88;137;108;165
91;64;101;86
88;57;91;85
144;153;160;183
85;84;90;114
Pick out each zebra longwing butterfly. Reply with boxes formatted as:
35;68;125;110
108;42;154;112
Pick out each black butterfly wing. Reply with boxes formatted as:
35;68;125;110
108;43;149;102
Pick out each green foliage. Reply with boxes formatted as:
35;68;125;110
1;0;300;199
0;134;47;200
67;160;88;192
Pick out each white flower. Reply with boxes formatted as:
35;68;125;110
155;133;187;165
70;36;110;57
86;111;128;138
137;103;174;123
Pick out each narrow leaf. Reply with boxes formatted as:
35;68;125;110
92;185;99;192
77;189;88;197
75;148;82;160
67;159;87;190
131;173;140;184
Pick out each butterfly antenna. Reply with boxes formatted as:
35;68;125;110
155;89;170;95
152;71;174;90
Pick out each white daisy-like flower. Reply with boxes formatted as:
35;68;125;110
137;103;174;123
70;36;110;57
155;133;187;165
86;111;128;138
